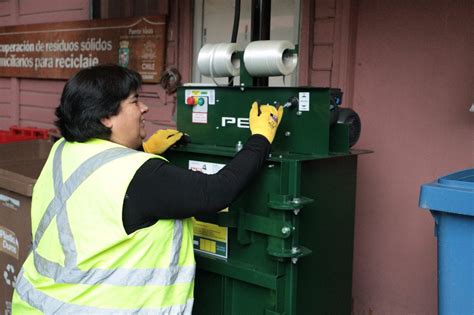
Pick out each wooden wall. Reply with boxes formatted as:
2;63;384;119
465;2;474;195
351;0;472;313
0;0;193;135
0;0;89;130
301;1;472;314
299;0;357;107
0;0;89;129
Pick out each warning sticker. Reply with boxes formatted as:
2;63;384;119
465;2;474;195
192;112;208;124
188;160;228;259
193;218;228;258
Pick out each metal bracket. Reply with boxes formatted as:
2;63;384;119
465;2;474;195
217;211;294;239
267;193;314;210
267;245;312;261
265;309;284;315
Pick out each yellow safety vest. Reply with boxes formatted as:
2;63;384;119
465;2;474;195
12;138;195;314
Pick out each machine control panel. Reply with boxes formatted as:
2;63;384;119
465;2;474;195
177;86;352;155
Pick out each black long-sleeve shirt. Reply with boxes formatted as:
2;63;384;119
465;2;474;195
122;135;270;234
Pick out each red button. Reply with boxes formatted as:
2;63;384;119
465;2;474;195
186;96;195;105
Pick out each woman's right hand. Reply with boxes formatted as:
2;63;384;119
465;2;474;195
249;102;283;143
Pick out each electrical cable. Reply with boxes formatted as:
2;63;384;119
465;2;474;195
228;0;241;85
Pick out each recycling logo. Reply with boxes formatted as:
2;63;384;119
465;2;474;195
3;264;17;287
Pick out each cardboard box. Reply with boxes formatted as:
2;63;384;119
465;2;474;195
0;140;52;315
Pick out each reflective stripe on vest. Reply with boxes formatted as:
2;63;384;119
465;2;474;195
15;268;193;315
15;140;194;313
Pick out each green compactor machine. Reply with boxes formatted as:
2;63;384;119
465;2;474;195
165;76;367;314
166;4;367;310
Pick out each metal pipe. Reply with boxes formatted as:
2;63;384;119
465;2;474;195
228;0;241;86
250;0;271;86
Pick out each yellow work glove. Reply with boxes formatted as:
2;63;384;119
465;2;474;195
249;102;283;143
143;129;183;154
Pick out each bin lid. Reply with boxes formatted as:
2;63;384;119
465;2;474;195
419;168;474;216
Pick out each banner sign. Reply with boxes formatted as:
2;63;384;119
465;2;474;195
0;16;166;83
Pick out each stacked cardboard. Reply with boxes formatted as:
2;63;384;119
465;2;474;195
0;140;52;314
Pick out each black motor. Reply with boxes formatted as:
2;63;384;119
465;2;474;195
330;89;362;148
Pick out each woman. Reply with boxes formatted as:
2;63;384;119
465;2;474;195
12;64;282;314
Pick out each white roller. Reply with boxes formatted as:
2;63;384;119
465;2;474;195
197;43;241;77
243;40;298;77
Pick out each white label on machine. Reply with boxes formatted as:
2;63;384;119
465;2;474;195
191;95;208;124
185;89;215;105
299;92;310;111
192;112;208;124
188;160;228;259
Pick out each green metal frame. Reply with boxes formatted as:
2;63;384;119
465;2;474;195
168;85;367;314
166;148;359;314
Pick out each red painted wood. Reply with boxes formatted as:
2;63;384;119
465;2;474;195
19;119;55;130
0;79;10;89
311;70;331;86
0;117;11;129
20;91;61;109
352;1;472;314
315;0;336;18
19;0;87;16
0;102;11;117
146;103;174;122
314;18;335;44
20;79;65;93
176;0;193;82
313;45;333;70
0;3;10;16
1;0;88;128
297;0;313;86
11;78;19;126
20;106;55;123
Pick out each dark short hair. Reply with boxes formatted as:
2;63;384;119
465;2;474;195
55;64;142;142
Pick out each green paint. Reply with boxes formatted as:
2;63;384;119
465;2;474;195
165;86;365;314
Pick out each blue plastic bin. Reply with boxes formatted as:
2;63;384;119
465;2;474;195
419;168;474;315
